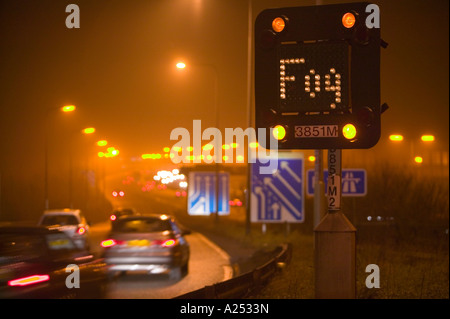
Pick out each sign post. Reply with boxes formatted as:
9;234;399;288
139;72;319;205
314;149;356;299
313;150;327;228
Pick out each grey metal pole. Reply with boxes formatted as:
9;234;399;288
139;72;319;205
245;0;253;235
0;172;2;220
69;151;73;209
313;150;327;227
44;106;76;210
314;149;356;299
213;65;220;223
44;130;49;210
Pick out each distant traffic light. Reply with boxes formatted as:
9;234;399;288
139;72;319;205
255;2;384;149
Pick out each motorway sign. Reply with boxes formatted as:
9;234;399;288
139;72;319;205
251;153;304;223
187;171;230;216
306;169;367;197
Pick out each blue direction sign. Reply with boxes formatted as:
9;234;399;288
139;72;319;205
188;171;230;216
251;153;304;223
306;169;367;197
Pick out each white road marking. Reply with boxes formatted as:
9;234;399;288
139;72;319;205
196;232;233;281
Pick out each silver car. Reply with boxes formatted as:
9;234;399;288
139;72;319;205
37;209;90;250
101;214;190;281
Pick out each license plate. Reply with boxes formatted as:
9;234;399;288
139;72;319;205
48;239;70;247
127;239;150;247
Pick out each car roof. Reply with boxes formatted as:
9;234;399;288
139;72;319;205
112;207;136;212
42;209;81;216
116;213;173;221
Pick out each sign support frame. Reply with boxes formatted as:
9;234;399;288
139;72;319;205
314;149;357;299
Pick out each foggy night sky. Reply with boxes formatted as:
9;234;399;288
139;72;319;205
0;0;448;173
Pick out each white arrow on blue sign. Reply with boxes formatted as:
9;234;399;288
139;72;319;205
188;171;230;216
306;169;367;197
251;153;304;223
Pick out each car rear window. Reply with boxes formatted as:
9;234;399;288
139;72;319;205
112;218;172;233
40;215;79;226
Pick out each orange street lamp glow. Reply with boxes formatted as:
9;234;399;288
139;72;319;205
421;135;435;142
83;127;95;134
163;147;170;152
308;155;316;162
97;140;107;146
61;105;76;112
176;62;186;69
414;156;423;164
389;134;404;142
98;152;105;158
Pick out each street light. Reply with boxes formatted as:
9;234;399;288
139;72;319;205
389;134;439;168
421;135;435;142
44;105;76;210
62;105;76;113
176;62;186;69
69;127;96;209
97;140;108;147
82;127;96;135
176;60;220;220
389;134;404;142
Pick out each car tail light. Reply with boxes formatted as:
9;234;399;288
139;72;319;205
161;239;177;247
101;239;118;248
77;226;86;235
110;214;117;221
8;274;50;287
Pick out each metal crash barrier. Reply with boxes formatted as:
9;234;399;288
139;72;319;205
173;243;292;299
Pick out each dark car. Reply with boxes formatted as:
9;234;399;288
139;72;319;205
101;214;190;281
109;207;138;222
0;225;108;299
